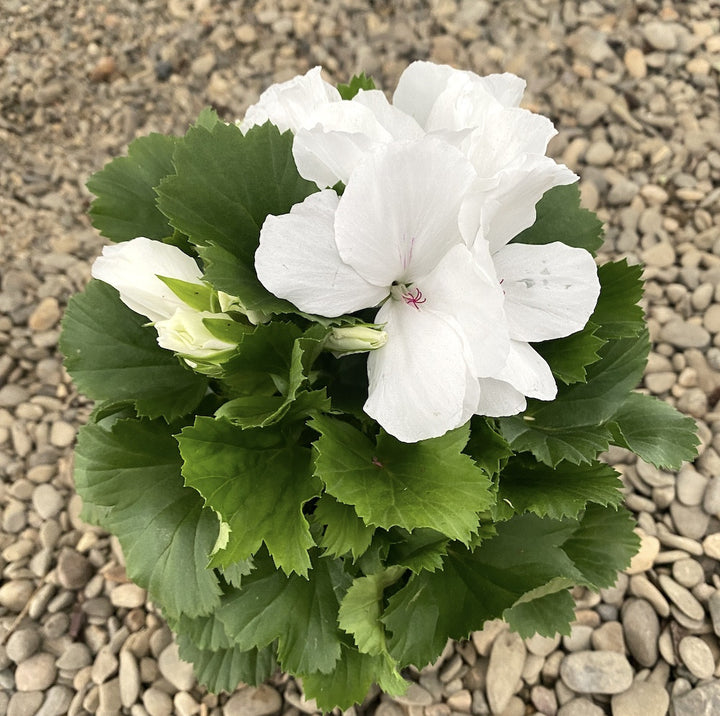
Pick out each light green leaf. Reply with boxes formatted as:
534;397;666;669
178;417;319;577
337;73;376;100
338;567;405;656
504;588;575;638
301;644;406;711
171;611;233;651
563;504;641;589
311;417;492;544
535;322;606;385
382;514;582;667
497;458;623;519
87;132;177;243
512;184;604;255
155;276;217;312
609;392;698;470
218;551;351;675
314;494;375;562
60;280;208;421
591;260;645;339
219;559;254;589
73;418;221;618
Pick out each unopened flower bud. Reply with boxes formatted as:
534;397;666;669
324;325;388;356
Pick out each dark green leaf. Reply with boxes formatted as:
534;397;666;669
178;417;319;576
337;73;377;100
563;504;640;588
311;417;493;544
591;261;645;339
73;418;221;618
512;184;604;255
504;588;575;638
465;417;513;475
172;611;233;651
218;551;351;674
387;528;449;574
534;322;606;385
609;392;698;470
497;458;623;519
60;280;207;421
314;494;375;562
87;133;177;243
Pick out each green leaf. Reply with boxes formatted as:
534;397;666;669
498;417;612;468
337;73;377;99
314;494;375;562
609;392;699;470
504;588;576;638
513;183;604;254
497;458;623;519
87;133;178;243
301;644;406;711
73;418;221;618
465;417;513;475
172;611;233;651
387;528;449;574
60;280;208;421
218;551;351;674
311;417;492;544
534;322;606;385
194;106;222;131
219;559;254;589
591;261;645;339
563;504;640;589
178;417;319;577
155;276;217;312
177;636;277;693
382;514;582;667
156;121;317;312
338;567;405;656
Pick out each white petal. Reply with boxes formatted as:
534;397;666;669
353;90;425;140
238;67;340;135
474;378;527;417
475;73;526;107
460;154;577;254
254;191;386;317
495;341;557;400
91;237;203;322
155;309;236;359
392;61;461;129
365;298;471;442
419;244;509;378
333;137;476;286
494;242;600;342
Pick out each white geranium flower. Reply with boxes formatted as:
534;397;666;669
256;137;511;443
91;237;204;322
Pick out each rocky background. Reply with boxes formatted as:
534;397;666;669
1;1;720;715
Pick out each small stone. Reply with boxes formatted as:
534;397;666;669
49;421;75;448
703;533;720;560
57;548;93;590
471;619;507;656
15;652;57;691
625;530;660;574
91;645;118;685
670;503;710;539
590;621;625;653
446;689;472;712
119;650;140;709
643;21;678;51
677;467;708;506
35;684;73;716
7;691;44;716
624;47;647;78
174;691;200;716
585;141;614;166
659;321;710;349
0;580;34;612
143;686;173;716
395;682;433;706
563;625;593;653
190;52;216;77
559;651;633;694
611;680;669;716
672;558;704;588
708;591;720;637
56;643;92;671
642;242;675;268
622;598;659;667
110;583;147;609
98;678;122;712
28;297;61;331
32;483;64;519
90;55;116;82
557;698;604;716
158;642;195;692
658;574;705;620
6;629;41;664
234;24;257;44
678;636;715;679
672;680;720;716
486;631;526;714
525;632;561;657
530;684;557;715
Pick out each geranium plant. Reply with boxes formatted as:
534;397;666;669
60;63;698;710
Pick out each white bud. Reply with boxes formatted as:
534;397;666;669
154;308;237;361
324;325;388;356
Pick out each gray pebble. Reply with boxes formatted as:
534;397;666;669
678;636;715;679
676;467;708;506
56;643;92;671
563;625;593;653
0;580;35;612
658;574;705;621
57;548;93;590
486;631;526;714
31;484;64;520
15;652;57;692
622;598;659;667
7;691;44;716
708;591;720;637
672;558;705;588
658;320;711;348
35;685;73;716
98;678;122;712
119;649;141;709
142;686;173;716
559;651;633;694
157;642;195;692
670;503;710;540
557;699;605;716
91;645;118;685
672;680;720;716
590;621;625;653
5;629;41;664
610;680;669;716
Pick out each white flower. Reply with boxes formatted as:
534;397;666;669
256;137;511;442
91;237;204;322
155;308;237;361
324;325;388;356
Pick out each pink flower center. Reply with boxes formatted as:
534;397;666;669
402;287;426;310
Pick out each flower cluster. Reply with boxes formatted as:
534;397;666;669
247;63;600;441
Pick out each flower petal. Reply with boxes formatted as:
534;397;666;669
460;154;577;254
419;244;509;378
238;66;340;135
91;237;203;322
365;298;471;442
334;137;476;286
493;242;600;342
255;190;386;317
392;61;461;129
475;378;527;417
495;340;557;400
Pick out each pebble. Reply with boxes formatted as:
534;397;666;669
659;321;711;348
395;683;433;706
32;483;64;519
110;583;147;609
485;631;526;714
0;580;35;611
622;599;659;667
708;591;720;637
643;21;678;51
670;503;710;540
658;574;705;621
625;531;659;574
624;47;647;78
57;548;93;590
56;643;92;671
678;636;715;679
157;642;195;691
143;686;173;716
672;680;720;716
35;684;73;716
610;680;669;716
91;645;118;684
702;533;720;560
676;467;708;506
15;652;57;691
559;651;633;694
7;692;44;716
28;297;61;331
590;621;624;653
672;558;705;588
6;629;41;664
557;698;604;716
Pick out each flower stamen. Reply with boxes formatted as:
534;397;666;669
402;287;426;309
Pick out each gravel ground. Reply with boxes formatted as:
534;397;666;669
1;1;720;715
